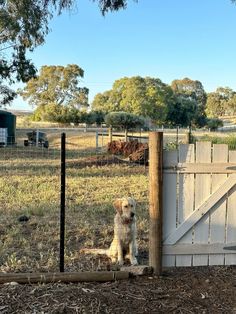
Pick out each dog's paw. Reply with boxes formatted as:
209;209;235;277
111;257;117;264
130;257;138;266
118;259;124;266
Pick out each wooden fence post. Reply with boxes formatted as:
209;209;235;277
149;131;163;275
95;131;99;150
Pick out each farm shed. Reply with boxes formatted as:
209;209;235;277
0;110;16;145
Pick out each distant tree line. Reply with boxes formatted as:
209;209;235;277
18;64;235;130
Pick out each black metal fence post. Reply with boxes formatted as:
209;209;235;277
60;133;66;272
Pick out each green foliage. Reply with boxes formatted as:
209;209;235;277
205;118;223;131
93;76;210;128
171;78;207;108
92;76;173;124
170;78;207;128
84;110;105;125
43;0;135;15
32;104;104;125
0;0;135;107
199;134;236;150
105;111;146;130
166;96;197;127
19;64;89;121
206;87;236;117
0;0;51;106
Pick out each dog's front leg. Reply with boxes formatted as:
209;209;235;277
117;241;124;265
129;240;138;265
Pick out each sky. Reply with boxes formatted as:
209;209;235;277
8;0;236;110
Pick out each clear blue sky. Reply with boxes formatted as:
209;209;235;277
9;0;236;110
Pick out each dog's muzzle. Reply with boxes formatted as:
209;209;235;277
122;212;135;224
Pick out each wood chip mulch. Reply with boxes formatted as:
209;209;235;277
0;266;235;313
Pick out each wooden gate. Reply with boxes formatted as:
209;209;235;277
162;142;236;267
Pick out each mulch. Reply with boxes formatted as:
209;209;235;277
0;266;235;313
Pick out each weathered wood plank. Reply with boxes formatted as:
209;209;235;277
164;174;236;245
164;162;236;174
163;243;236;255
176;144;194;267
193;142;212;266
225;151;236;265
162;150;178;267
209;144;228;265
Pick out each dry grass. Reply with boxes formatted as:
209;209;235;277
0;129;149;273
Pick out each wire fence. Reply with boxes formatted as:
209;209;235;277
0;128;149;273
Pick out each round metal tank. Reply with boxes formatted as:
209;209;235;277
0;110;16;144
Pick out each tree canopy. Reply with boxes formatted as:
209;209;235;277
19;64;89;120
206;87;236;117
92;76;210;127
105;111;146;130
92;76;174;124
170;78;207;127
0;0;136;107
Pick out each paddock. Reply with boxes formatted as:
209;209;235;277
0;129;236;281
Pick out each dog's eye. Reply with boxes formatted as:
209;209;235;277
131;204;133;207
124;205;128;208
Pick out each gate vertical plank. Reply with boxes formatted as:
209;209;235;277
163;150;178;267
193;142;211;266
176;144;195;266
210;144;228;265
225;150;236;265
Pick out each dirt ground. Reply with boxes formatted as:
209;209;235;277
0;266;235;313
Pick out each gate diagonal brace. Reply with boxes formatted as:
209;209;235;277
164;174;236;245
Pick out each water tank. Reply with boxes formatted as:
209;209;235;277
0;110;16;144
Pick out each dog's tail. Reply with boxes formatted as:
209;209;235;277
80;248;109;255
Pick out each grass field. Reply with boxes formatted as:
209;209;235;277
2;126;236;273
0;129;149;272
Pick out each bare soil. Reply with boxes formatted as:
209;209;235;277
0;266;235;313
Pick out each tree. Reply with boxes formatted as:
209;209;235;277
170;78;207;127
0;0;136;107
206;91;226;118
205;118;223;131
84;110;105;125
43;0;134;15
0;0;49;106
19;64;89;121
92;76;174;124
206;87;236;117
166;96;197;127
105;112;146;130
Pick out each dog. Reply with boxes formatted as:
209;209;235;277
81;197;138;266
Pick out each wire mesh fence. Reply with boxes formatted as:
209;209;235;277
0;128;149;273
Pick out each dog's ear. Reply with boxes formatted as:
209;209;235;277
113;198;123;215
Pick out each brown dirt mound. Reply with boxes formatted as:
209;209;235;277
108;140;148;157
107;140;149;164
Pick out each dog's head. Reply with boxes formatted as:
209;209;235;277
113;197;136;224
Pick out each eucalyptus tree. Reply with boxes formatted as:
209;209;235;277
19;64;89;120
170;78;207;127
0;0;136;107
92;76;174;124
206;87;236;117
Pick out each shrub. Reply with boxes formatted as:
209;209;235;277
205;118;223;131
104;112;146;130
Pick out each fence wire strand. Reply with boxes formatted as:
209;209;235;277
0;129;149;272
